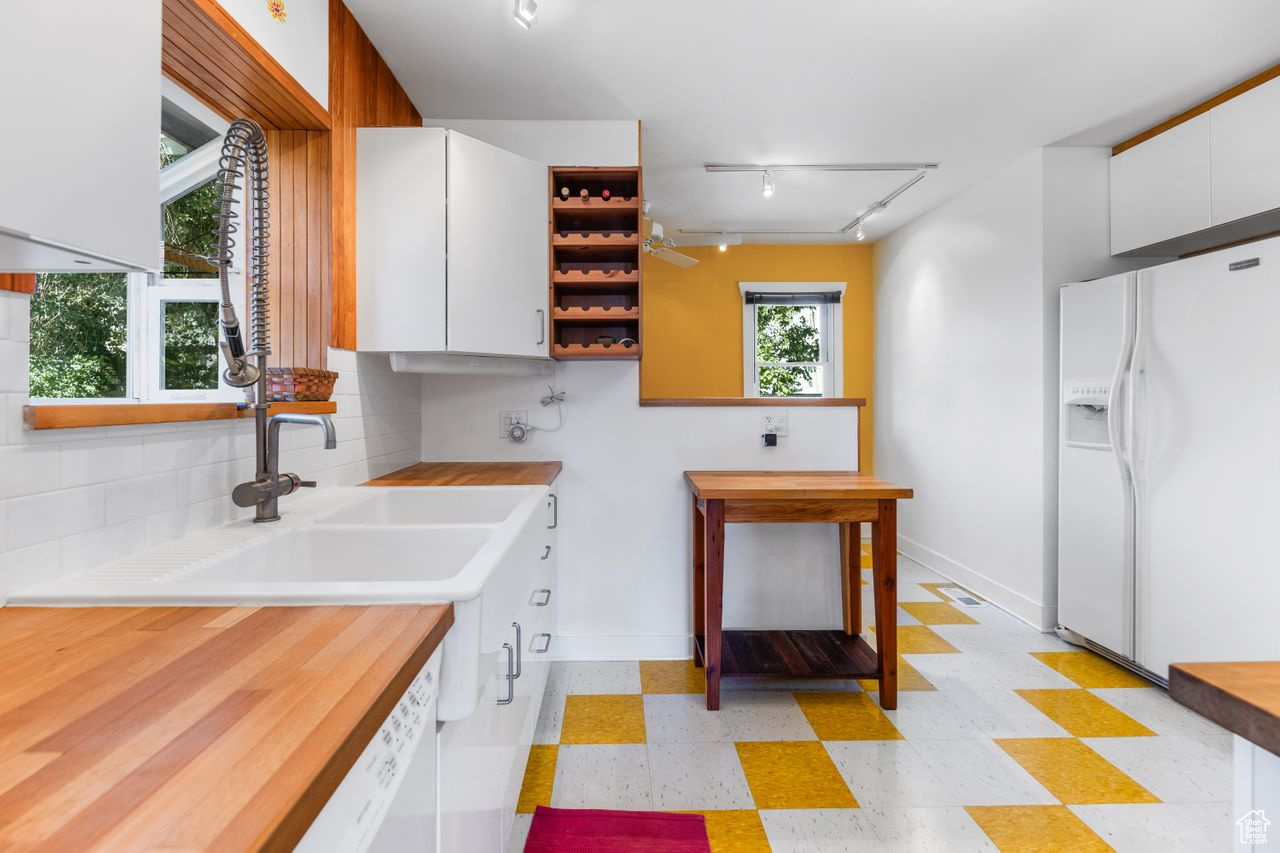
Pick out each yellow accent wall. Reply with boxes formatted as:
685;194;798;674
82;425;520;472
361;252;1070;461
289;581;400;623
640;244;875;472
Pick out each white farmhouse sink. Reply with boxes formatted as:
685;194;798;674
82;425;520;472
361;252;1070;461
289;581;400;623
181;526;493;584
315;486;530;526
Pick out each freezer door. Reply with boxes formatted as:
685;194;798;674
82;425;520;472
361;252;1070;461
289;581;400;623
1135;237;1280;678
1058;274;1136;657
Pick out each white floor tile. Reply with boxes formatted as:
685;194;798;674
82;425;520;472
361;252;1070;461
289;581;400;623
1082;735;1233;804
545;661;572;695
862;806;998;852
533;691;565;744
642;694;731;743
719;691;818;741
760;808;884;851
508;813;533;852
550;744;652;810
1070;802;1232;853
930;623;1072;655
562;661;641;695
882;692;985;740
824;741;956;808
911;739;1057;806
1090;688;1229;737
906;651;1077;691
944;689;1072;739
648;742;754;809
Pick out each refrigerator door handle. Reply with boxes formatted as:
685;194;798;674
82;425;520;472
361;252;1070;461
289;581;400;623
1107;273;1138;480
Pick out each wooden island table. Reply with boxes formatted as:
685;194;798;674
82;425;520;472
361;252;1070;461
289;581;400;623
685;471;914;711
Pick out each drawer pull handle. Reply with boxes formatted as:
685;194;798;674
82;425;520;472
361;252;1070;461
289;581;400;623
540;545;552;560
498;643;515;705
531;633;552;654
512;621;523;679
547;493;558;529
530;588;552;607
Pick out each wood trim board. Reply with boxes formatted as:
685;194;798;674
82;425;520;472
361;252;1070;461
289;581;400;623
640;397;865;407
366;461;563;487
0;274;35;294
24;401;337;430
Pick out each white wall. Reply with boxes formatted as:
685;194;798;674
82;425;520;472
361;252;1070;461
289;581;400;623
874;147;1137;630
0;290;420;595
418;362;860;660
424;120;639;167
219;0;329;108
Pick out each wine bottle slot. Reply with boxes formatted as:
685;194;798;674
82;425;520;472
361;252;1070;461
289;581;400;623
559;186;570;201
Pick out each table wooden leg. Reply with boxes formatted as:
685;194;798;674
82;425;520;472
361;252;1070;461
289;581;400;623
693;496;705;667
839;522;860;636
872;500;898;710
704;498;725;711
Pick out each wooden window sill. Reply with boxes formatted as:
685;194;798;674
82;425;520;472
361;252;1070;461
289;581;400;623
638;397;865;407
23;401;338;431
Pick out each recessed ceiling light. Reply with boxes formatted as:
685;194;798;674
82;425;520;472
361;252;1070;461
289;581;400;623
761;170;775;198
513;0;537;29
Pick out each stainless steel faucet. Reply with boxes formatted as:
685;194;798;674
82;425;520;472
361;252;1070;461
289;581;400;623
215;118;336;523
232;412;337;523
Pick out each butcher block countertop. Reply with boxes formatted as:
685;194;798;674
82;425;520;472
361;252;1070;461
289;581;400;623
0;604;452;851
684;470;914;500
367;460;562;486
1170;661;1280;756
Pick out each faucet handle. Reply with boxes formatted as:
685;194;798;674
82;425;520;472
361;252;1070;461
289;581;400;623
299;480;317;488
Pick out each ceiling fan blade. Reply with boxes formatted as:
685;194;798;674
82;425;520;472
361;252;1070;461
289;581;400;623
651;247;699;268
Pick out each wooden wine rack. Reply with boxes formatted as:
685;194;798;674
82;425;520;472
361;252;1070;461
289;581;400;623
549;166;642;360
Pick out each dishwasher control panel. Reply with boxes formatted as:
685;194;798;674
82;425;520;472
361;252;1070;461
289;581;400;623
296;648;441;853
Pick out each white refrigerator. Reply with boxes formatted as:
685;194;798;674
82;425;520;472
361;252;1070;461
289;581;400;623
1059;235;1280;681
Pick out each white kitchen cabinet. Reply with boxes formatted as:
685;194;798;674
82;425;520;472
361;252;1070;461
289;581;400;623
1110;114;1212;255
1211;76;1280;226
356;128;550;360
0;0;159;271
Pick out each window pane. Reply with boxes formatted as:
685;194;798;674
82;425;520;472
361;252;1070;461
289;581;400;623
162;301;220;390
160;97;219;168
758;365;823;397
163;177;222;279
29;274;129;399
756;304;820;364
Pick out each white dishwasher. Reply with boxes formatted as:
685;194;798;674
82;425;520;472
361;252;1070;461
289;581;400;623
297;648;442;853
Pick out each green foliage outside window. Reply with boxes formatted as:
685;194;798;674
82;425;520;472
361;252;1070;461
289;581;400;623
29;273;129;399
755;304;820;396
163;301;219;390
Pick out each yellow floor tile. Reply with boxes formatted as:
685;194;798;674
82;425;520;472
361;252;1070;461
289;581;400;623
516;744;557;813
736;742;859;809
967;806;1113;852
871;624;960;654
861;552;873;569
639;659;706;694
559;694;647;744
900;601;978;625
1031;651;1150;688
793;690;904;740
1016;689;1156;738
857;655;936;693
861;543;871;554
997;738;1159;805
680;810;770;853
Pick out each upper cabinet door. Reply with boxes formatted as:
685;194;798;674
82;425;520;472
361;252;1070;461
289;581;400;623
1110;114;1212;255
356;128;447;352
1211;77;1280;226
447;132;550;358
0;0;159;271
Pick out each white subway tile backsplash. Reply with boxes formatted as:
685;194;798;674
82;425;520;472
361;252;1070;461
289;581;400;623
7;485;105;551
61;518;147;574
0;541;61;595
0;444;62;499
0;340;29;394
104;471;187;526
61;436;147;488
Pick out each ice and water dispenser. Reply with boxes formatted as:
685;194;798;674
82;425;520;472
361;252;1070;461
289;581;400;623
1063;377;1112;447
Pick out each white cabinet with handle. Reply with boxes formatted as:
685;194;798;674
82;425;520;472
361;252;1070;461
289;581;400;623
1110;114;1212;255
356;128;550;363
1210;76;1280;227
0;0;160;272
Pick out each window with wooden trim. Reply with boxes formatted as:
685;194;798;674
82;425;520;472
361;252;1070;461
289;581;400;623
740;282;845;398
29;83;245;404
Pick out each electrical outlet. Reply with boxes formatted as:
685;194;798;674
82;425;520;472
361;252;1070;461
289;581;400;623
499;410;528;438
762;412;789;437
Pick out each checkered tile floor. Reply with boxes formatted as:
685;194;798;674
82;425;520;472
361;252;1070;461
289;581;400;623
512;551;1232;852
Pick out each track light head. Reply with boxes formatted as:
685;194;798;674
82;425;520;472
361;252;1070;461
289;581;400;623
761;170;775;198
513;0;537;29
854;226;865;241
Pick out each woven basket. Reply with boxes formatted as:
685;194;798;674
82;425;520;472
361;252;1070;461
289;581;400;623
244;367;339;403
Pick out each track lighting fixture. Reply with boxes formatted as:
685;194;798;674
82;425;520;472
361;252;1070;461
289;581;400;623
854;226;865;241
719;241;728;252
761;170;775;198
513;0;537;29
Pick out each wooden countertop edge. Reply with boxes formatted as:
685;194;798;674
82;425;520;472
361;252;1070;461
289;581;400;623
683;471;914;501
365;461;563;487
1169;662;1280;757
640;397;866;407
264;603;454;850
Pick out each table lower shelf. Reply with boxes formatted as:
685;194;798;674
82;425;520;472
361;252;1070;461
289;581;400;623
694;630;881;680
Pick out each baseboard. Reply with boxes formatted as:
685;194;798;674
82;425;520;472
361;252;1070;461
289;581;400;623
897;534;1057;632
551;634;692;662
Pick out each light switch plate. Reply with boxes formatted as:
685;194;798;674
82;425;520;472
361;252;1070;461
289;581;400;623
762;412;789;436
499;410;528;438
